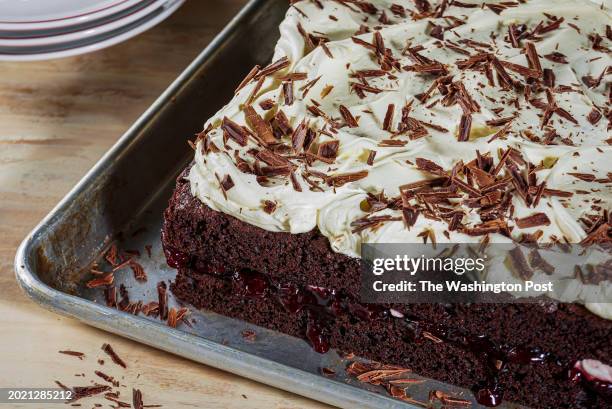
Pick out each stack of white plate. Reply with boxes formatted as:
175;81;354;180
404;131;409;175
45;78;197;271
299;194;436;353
0;0;185;61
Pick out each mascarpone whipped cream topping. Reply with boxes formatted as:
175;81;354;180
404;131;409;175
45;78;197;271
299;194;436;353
188;0;611;317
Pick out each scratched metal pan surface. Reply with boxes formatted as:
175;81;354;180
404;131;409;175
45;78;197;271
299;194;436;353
14;0;526;408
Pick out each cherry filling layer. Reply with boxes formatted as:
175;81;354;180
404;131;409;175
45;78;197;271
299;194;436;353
164;245;610;407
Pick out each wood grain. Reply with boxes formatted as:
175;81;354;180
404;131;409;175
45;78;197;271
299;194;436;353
0;1;330;407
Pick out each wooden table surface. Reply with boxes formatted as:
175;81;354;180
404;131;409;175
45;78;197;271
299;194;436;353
0;1;331;407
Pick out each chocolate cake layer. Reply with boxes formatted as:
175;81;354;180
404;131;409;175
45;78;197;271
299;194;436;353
162;170;612;409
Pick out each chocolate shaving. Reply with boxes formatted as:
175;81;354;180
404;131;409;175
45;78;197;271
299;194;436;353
253;57;290;80
272;110;293;137
283;81;294;106
508;246;534;280
328;170;369;187
291;120;309;151
567;172;596;182
86;272;114;289
70;385;111;403
415;158;446;176
133;389;144;409
367;150;377;165
221;117;248;146
515;213;551;228
244;106;276;145
544;52;568;64
402;207;420;229
339;105;359;127
59;350;85;359
587;109;602;125
101;343;127;369
458;114;472;142
157;281;168;321
95;371;119;387
317;140;339;160
529;249;555;274
383;104;395;131
524;42;543;75
235;65;260;93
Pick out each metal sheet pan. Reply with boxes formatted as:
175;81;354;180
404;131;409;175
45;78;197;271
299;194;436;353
15;1;525;407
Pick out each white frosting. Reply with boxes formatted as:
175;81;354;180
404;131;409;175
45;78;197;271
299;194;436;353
189;0;612;318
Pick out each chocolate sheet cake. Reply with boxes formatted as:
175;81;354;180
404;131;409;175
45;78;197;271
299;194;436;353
162;0;612;407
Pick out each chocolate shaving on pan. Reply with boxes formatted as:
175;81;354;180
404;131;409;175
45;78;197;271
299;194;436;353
59;350;85;359
101;343;127;369
105;395;131;408
253;57;289;80
241;329;257;342
129;259;147;282
221;117;248;146
515;213;551;228
244;106;276;145
430;390;472;407
105;244;119;267
320;367;336;377
339;105;359;127
86;272;114;289
328;170;369;187
167;308;178;328
133;389;144;409
317;140;339;160
105;285;117;308
157;282;168;321
235;65;260;93
383;104;395;131
70;385;111;402
95;370;119;387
